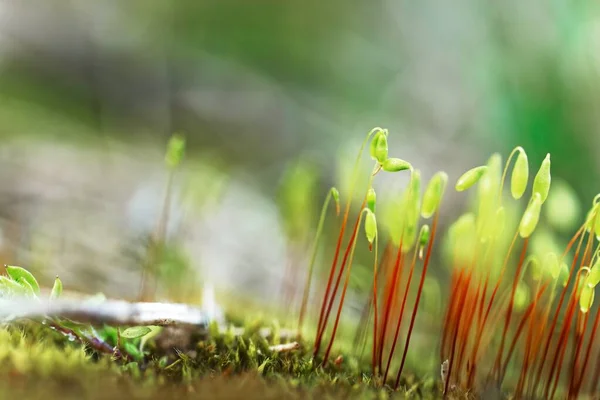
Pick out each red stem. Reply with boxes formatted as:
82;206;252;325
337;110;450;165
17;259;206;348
492;238;529;381
394;212;439;389
383;246;418;383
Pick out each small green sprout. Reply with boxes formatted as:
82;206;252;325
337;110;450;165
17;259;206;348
165;133;186;169
510;147;529;200
6;265;40;295
422;172;448;218
382;158;412;172
50;276;63;300
121;326;153;339
519;193;542;238
455;166;487;192
0;275;27;296
532;153;551;204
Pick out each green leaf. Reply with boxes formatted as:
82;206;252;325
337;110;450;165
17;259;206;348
0;276;26;296
50;276;63;299
5;266;40;295
121;326;152;339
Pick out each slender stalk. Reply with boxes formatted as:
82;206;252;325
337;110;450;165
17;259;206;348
383;244;419;383
377;241;405;372
314;199;367;356
530;224;586;397
298;188;339;337
443;269;473;395
572;288;600;397
371;234;380;375
500;282;548;384
314;129;380;349
492;238;530;380
545;230;595;399
395;211;440;389
322;208;371;365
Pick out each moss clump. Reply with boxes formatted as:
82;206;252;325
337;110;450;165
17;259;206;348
0;320;450;399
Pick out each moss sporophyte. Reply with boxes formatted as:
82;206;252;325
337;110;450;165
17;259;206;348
3;129;600;399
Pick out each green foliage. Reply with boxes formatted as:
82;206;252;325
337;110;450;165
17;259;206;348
5;266;41;295
121;327;153;339
50;277;62;300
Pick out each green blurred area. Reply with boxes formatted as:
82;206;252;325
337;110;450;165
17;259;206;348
0;0;598;300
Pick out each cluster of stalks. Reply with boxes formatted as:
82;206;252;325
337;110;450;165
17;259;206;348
296;130;600;397
298;127;449;389
440;147;600;399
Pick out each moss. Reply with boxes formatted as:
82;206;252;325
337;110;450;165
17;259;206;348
0;321;453;399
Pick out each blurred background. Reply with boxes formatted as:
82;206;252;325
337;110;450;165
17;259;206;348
0;0;598;337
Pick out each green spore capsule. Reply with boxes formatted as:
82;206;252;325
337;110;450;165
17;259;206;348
419;224;431;247
422;172;448;218
382;158;412;173
527;255;542;281
532;153;551;204
559;262;570;287
587;261;600;288
365;209;377;246
455;166;487;192
519;193;542;238
546;252;560;281
595;203;600;239
369;128;386;161
50;276;63;300
367;187;377;214
331;187;341;216
514;283;530;312
374;133;389;164
580;285;595;314
511;147;529;200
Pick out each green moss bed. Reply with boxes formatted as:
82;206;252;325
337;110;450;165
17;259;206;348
0;321;452;400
